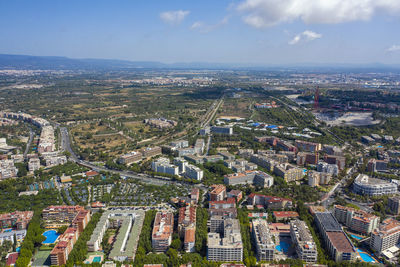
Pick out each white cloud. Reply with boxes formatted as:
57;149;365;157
387;45;400;52
190;21;204;30
190;16;230;33
237;0;400;28
289;30;322;45
160;10;190;25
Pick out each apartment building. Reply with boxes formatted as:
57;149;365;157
353;174;397;196
224;170;274;188
38;125;55;154
209;184;226;201
324;155;346;170
44;155;67;167
295;140;322;153
247;193;293;210
367;159;388;173
152;212;174;252
314;212;356;262
87;210;144;262
252;219;275;261
218;151;235;160
388;196;400;215
151;158;179;176
207;219;243;262
178;204;196;252
290;219;318;263
141;146;162;158
0;211;34;230
273;163;304;183
170;140;189;149
0;159;19;179
317;162;339;176
50;209;91;265
323;145;343;156
42;205;85;228
28;158;41;172
118;151;142;165
194;139;205;155
297;152;319;166
184;164;203;180
308;171;332;187
370;218;400;255
178;206;196;237
250;154;279;172
333;205;379;235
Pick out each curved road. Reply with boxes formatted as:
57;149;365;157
60;127;207;190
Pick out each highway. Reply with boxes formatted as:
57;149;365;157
60;127;207;190
23;127;34;159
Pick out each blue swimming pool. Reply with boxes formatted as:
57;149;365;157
360;252;376;263
276;241;290;253
351;234;363;240
42;230;60;244
92;256;102;263
357;249;376;263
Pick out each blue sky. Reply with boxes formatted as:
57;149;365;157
1;0;400;65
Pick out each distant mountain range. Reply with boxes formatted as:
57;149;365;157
0;53;399;71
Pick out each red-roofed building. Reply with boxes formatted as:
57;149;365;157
227;190;243;202
269;223;291;236
190;188;200;204
91;201;106;209
273;211;299;221
0;211;34;230
6;252;19;266
248;193;292;210
209;198;236;209
209;184;226;201
85;170;99;177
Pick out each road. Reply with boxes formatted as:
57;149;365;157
60;127;207;191
201;96;224;129
23;127;34;158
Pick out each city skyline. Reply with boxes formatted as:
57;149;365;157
1;0;400;65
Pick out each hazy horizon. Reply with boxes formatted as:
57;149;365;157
1;0;400;65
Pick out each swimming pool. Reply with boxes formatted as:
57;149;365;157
351;234;363;240
359;252;376;263
276;241;290;253
357;249;377;263
92;256;102;263
42;230;60;244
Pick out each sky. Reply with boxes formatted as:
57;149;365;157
1;0;400;65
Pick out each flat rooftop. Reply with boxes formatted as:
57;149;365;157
326;231;355;253
315;212;342;232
